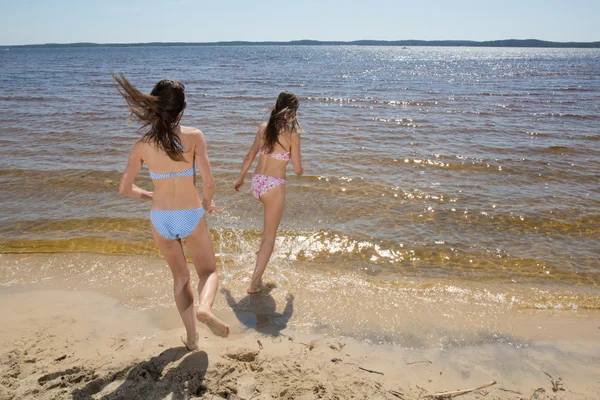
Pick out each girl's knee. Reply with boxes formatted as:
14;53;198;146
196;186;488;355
197;266;217;279
173;273;191;291
192;254;217;274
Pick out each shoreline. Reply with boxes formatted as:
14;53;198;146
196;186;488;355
1;252;599;347
1;283;599;398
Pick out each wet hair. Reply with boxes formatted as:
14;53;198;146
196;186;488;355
263;91;300;153
112;73;187;161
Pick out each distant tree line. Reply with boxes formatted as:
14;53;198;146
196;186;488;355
4;39;600;49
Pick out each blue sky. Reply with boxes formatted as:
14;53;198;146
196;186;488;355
1;0;598;45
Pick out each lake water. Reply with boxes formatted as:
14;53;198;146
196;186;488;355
1;45;598;345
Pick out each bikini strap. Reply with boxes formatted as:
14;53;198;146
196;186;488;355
166;131;184;152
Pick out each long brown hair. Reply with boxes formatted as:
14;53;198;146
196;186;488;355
263;91;300;153
112;73;187;161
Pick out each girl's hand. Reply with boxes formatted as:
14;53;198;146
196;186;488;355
202;198;217;213
234;177;244;191
141;191;153;201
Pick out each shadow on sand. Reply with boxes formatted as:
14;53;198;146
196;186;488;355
222;288;294;337
73;347;208;400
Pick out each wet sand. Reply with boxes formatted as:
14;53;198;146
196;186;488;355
1;285;599;399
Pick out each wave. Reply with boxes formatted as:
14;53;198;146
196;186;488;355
444;110;497;116
557;87;597;92
0;218;405;264
533;112;596;120
502;71;577;78
388;155;510;173
217;95;273;101
306;96;436;106
371;117;422;127
1;217;598;285
524;131;551;137
542;145;580;154
0;168;143;193
0;96;71;103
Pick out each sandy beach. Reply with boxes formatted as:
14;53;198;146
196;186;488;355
1;279;599;400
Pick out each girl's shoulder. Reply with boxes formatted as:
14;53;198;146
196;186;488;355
280;127;300;139
256;122;268;142
135;137;153;151
179;125;203;137
258;122;268;134
179;126;206;146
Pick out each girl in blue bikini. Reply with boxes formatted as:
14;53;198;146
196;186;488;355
234;91;304;294
114;73;229;350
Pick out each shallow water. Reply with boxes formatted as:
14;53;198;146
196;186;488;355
0;46;599;326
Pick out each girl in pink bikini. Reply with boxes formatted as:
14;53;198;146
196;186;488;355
234;91;304;294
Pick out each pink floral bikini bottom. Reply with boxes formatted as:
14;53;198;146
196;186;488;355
250;174;286;200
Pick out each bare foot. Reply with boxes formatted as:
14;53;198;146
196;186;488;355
247;278;265;294
181;333;199;351
247;286;262;295
197;307;230;338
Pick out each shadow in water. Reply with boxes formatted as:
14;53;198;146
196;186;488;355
222;288;294;336
73;347;208;400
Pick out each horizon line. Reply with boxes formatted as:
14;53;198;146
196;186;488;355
3;38;600;49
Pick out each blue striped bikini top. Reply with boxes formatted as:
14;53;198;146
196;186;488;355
149;165;195;180
148;134;196;180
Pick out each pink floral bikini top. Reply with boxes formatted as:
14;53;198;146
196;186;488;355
259;147;290;162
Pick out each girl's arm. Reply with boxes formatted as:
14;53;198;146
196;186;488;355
118;141;153;201
234;124;263;191
193;129;216;212
290;131;303;176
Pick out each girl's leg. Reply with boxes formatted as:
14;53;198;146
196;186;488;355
152;227;198;350
248;183;286;294
185;216;230;337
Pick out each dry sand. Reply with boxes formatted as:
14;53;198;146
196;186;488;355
0;287;599;400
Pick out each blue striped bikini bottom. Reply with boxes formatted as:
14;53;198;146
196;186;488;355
150;207;205;240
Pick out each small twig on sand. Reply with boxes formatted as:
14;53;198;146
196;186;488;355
406;360;432;365
529;388;545;400
283;362;301;377
217;367;235;383
423;380;497;399
257;339;263;350
543;371;565;392
499;388;522;395
416;385;428;393
389;389;415;399
114;344;124;351
298;341;316;350
359;366;384;375
416;385;429;398
54;355;67;362
256;357;268;369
